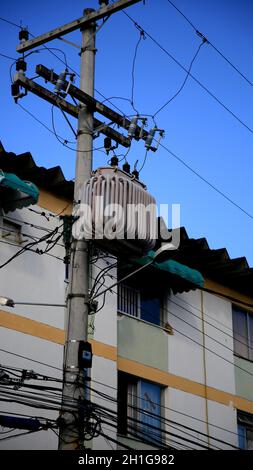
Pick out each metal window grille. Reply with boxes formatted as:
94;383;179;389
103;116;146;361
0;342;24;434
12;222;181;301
118;283;139;317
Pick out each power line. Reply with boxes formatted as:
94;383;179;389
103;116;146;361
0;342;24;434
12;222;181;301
160;140;253;220
153;38;206;117
0;238;64;263
167;0;253;88
0;382;220;450
0;52;16;61
17;103;75;143
50;105;105;154
131;29;145;113
0;17;21;29
0;225;63;270
0;362;241;441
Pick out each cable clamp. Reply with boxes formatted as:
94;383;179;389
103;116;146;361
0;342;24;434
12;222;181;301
77;129;93;136
79;46;97;56
196;30;209;44
67;293;89;300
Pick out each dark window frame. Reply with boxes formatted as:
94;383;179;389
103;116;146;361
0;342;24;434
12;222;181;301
232;305;253;362
237;410;253;450
117;372;163;444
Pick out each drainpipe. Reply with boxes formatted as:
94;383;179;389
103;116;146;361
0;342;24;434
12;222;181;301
201;290;210;447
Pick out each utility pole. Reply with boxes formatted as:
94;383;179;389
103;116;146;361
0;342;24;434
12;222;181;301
58;9;96;450
14;0;143;450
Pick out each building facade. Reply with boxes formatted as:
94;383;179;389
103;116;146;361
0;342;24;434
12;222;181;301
0;146;253;450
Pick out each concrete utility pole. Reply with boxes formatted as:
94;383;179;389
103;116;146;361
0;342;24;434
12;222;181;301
14;0;143;450
58;10;96;450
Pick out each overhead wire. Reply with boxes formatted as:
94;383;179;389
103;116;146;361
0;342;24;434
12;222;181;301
0;362;241;442
0;365;228;450
0;52;16;61
167;0;253;88
122;10;253;135
131;29;145;113
0;16;22;29
0;384;213;450
0;223;63;270
17;102;76;144
153;38;206;117
159;139;253;220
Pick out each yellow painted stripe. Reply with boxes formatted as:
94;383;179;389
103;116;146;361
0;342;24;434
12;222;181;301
1;309;253;414
91;340;117;362
0;309;65;344
205;278;253;314
0;309;116;362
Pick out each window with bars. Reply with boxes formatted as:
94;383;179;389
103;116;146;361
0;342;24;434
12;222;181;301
117;283;162;326
232;306;253;361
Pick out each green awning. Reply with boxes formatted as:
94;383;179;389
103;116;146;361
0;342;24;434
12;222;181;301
0;170;39;212
134;250;204;294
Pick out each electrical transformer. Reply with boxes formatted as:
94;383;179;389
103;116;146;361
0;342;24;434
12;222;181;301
78;166;157;254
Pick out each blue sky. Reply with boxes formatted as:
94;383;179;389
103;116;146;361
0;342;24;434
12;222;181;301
1;0;253;264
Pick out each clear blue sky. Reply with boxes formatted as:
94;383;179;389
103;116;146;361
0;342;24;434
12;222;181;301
1;0;253;264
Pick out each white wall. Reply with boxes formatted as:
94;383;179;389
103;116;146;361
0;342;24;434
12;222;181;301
203;292;235;394
0;204;66;449
167;290;205;384
91;356;117;450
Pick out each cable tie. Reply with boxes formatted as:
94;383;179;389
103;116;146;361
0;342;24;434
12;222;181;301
196;30;208;44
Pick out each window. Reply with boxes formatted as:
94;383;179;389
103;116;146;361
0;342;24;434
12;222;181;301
118;372;162;444
238;411;253;450
232;306;253;361
0;218;22;244
117;283;163;326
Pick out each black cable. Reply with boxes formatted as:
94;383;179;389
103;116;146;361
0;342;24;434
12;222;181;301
1;363;241;444
159;139;253;220
154;39;206;117
51;105;104;154
0;16;21;28
0;224;63;269
0;428;42;443
0;359;241;443
0;52;16;61
0;237;64;263
138;149;148;172
167;0;253;88
92;401;217;450
85;386;226;449
17;103;76;143
131;30;145;113
0;366;224;449
0;348;62;372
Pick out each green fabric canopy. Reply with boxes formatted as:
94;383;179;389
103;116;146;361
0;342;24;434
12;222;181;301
0;171;39;212
134;250;204;293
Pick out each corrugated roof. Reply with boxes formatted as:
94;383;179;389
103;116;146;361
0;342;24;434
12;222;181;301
0;145;74;199
0;144;252;298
